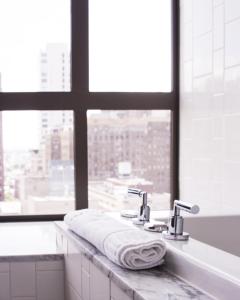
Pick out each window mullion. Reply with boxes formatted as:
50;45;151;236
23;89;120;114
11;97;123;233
74;109;88;209
71;0;89;93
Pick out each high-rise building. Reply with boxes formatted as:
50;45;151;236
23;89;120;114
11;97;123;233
0;73;4;201
40;43;70;92
40;44;73;166
39;43;73;168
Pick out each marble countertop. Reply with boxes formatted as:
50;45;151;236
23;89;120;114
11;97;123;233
0;222;63;262
55;221;213;300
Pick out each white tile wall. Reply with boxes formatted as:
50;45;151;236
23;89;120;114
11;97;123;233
213;5;224;50
11;262;36;297
0;260;64;300
193;0;213;37
0;272;10;300
225;0;240;22
193;33;213;77
181;0;192;23
37;270;64;300
180;0;240;214
36;260;64;271
12;298;36;300
225;19;240;67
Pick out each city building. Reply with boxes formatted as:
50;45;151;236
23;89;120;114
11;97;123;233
88;111;171;211
40;43;70;92
88;111;170;193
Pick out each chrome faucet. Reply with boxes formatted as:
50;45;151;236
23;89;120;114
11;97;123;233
162;200;200;241
128;188;150;225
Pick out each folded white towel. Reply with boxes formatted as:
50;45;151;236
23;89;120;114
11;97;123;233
64;209;166;270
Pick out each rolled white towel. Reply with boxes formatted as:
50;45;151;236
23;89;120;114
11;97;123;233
64;209;166;270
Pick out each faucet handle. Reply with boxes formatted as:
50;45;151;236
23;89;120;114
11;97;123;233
162;200;200;241
174;200;200;215
128;188;142;196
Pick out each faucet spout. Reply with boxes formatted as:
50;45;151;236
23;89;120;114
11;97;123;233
128;188;150;224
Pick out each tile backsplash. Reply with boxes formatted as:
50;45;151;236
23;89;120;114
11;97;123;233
0;260;64;300
180;0;240;214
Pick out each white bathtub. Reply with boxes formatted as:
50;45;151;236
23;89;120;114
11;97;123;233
184;214;240;257
110;211;240;299
150;211;240;299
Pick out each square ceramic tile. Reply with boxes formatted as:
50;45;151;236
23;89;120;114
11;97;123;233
10;262;36;297
65;283;82;300
182;22;193;61
81;268;90;300
193;33;213;77
224;114;240;161
223;162;240;206
213;5;224;50
36;260;64;271
212;93;224;115
225;0;240;22
193;0;213;37
214;0;224;6
180;61;192;99
89;263;110;300
192;158;213;183
226;19;240;67
213;49;224;94
81;254;90;274
181;0;192;23
192;118;212;158
224;66;240;113
0;263;9;272
193;76;213;118
37;270;64;300
179;139;193;177
179;178;194;200
65;241;82;296
180;105;194;139
0;272;10;300
12;298;36;300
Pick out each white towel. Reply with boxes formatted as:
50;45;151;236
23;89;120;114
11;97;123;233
64;209;166;270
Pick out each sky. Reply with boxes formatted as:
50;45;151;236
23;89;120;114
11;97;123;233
2;111;40;151
0;0;70;91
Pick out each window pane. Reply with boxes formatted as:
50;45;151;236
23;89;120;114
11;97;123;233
88;110;171;211
0;0;70;92
89;0;172;92
0;111;74;215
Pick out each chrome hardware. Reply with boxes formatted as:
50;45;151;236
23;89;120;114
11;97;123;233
162;200;200;241
128;188;150;225
144;221;168;232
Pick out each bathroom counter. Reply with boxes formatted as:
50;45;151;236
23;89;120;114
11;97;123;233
0;222;65;300
0;222;63;262
55;221;213;300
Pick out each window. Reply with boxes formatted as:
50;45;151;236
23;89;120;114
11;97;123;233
89;0;172;92
88;110;171;211
0;111;74;215
0;0;178;220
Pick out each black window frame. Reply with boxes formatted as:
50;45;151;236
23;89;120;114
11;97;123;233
0;0;179;222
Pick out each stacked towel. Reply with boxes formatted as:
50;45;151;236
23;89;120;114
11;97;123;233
64;209;166;270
